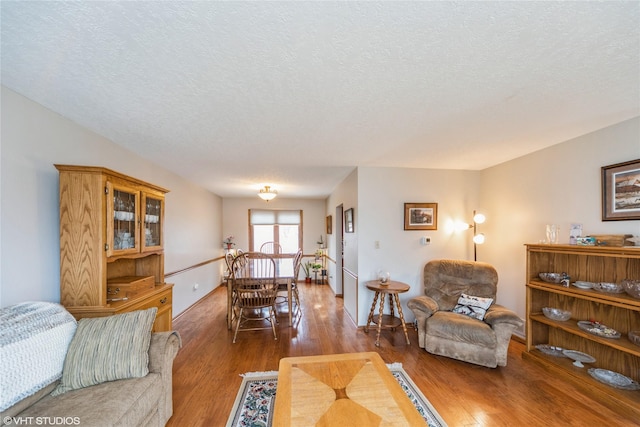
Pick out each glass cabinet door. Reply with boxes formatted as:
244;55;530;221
141;194;163;252
107;183;140;257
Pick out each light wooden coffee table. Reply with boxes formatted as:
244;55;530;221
273;352;426;426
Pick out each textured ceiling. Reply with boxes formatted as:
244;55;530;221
2;1;639;198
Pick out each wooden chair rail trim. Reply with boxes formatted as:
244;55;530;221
165;256;224;278
165;251;334;279
343;267;358;280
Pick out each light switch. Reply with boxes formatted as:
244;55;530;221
420;237;431;245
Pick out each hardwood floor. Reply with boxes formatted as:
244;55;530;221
168;282;637;427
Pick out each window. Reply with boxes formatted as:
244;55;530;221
249;209;302;255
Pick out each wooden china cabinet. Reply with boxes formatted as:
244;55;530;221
524;243;640;418
56;165;173;332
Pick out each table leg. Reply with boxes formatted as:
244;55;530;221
364;291;380;333
393;294;411;345
375;293;385;347
388;294;396;330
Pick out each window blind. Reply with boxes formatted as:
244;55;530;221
249;209;301;225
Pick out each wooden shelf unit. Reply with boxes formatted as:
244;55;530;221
56;165;173;332
524;244;640;418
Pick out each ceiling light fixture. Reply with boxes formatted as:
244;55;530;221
258;185;277;202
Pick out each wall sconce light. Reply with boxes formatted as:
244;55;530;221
258;185;278;202
470;210;485;261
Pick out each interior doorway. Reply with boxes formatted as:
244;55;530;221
335;204;344;296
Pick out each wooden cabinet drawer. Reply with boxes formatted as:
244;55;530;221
66;284;173;332
128;287;172;312
127;287;172;332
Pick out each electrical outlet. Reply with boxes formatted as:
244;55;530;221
375;240;380;249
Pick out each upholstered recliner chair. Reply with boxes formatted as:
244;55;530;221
408;259;523;368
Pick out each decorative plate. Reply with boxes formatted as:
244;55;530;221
573;281;594;289
577;321;621;339
535;344;567;357
562;350;595;367
588;368;640;390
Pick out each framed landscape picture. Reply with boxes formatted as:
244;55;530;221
602;159;640;221
404;203;437;230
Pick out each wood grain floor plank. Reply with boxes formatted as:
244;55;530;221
168;283;637;427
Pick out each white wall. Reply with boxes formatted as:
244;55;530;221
481;116;640;321
356;167;481;325
0;86;222;316
221;196;327;268
330;118;639;330
3;83;638;335
325;169;358;322
162;179;221;315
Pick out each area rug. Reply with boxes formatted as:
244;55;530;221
225;363;447;427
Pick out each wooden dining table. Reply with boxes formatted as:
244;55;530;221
226;256;296;329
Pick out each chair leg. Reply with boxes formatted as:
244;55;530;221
270;307;278;340
233;307;243;343
293;287;301;307
272;302;280;324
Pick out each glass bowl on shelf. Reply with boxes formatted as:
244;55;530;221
592;282;625;294
621;279;640;299
538;273;564;284
542;307;571;321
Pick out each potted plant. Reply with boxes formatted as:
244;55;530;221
223;235;235;250
311;263;323;283
302;262;313;283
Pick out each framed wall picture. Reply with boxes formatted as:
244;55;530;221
344;208;354;233
404;203;437;230
602;159;640;221
326;215;332;234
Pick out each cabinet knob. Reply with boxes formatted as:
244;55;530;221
160;297;167;304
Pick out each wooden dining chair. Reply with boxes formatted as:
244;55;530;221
260;241;282;256
277;249;302;312
227;251;247;325
224;252;235;277
230;252;278;343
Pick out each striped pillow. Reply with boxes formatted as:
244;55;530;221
51;308;157;396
